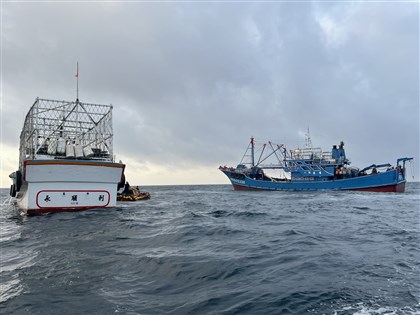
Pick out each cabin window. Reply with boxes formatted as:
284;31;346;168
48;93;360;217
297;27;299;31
311;165;320;170
232;173;245;180
302;166;310;171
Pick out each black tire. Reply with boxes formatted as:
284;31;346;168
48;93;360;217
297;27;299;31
117;173;126;190
10;184;16;197
16;170;22;192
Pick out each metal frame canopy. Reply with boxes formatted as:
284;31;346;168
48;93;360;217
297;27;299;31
239;138;336;169
19;98;114;167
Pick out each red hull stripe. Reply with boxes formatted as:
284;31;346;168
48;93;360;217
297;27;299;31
232;182;406;193
232;184;269;191
349;182;405;193
26;206;108;215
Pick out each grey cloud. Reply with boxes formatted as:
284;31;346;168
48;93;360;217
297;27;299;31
2;2;419;180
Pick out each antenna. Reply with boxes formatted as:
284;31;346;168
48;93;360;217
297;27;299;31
305;127;312;148
75;62;79;102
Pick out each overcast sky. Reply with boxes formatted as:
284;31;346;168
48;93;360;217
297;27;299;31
1;1;419;186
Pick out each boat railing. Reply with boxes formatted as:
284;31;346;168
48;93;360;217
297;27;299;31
322;152;332;160
290;147;323;160
19;98;114;168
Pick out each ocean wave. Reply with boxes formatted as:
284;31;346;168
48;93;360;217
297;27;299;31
0;184;419;314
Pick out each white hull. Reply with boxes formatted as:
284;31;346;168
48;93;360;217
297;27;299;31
14;160;125;214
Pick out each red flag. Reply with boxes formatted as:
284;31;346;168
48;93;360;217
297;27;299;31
75;62;79;78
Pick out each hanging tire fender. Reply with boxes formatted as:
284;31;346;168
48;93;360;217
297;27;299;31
10;184;16;197
117;173;126;190
16;170;23;192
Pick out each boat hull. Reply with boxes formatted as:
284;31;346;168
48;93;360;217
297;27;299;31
222;169;407;192
14;159;125;214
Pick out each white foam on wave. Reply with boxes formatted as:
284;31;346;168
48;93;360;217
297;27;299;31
332;302;420;315
0;278;23;303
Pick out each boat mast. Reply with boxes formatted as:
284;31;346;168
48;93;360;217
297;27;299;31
251;137;255;167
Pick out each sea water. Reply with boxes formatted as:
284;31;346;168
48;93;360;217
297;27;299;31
1;183;419;314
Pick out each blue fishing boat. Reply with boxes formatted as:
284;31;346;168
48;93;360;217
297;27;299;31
220;133;413;193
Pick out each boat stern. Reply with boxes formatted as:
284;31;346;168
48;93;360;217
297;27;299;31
16;159;125;214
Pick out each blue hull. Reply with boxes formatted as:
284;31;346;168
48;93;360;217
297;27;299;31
221;169;406;192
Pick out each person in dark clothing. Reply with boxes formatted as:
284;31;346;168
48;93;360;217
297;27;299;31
123;182;132;195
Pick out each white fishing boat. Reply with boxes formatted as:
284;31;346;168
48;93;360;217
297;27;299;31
9;97;125;215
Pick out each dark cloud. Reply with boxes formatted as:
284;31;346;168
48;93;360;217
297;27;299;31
1;2;419;183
